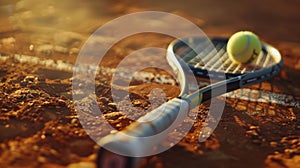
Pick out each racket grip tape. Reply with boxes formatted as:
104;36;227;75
97;98;189;165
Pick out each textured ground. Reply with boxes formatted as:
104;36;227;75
0;0;299;168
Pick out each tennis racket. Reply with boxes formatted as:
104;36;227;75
97;37;283;168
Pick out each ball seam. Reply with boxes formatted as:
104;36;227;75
235;35;250;58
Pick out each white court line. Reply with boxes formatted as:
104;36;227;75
1;54;299;108
226;88;300;108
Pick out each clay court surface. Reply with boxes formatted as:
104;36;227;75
0;0;299;167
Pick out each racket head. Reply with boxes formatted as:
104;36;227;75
168;37;283;83
166;37;217;97
167;37;283;143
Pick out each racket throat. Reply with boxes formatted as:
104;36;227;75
185;77;242;108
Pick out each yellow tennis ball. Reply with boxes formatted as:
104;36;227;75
226;31;262;63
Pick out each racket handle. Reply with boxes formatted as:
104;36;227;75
97;98;189;168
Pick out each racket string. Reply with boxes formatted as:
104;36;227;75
190;44;215;67
203;44;226;70
181;39;211;63
174;38;278;78
208;49;228;71
262;52;272;68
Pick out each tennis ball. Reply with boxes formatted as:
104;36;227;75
226;31;262;63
